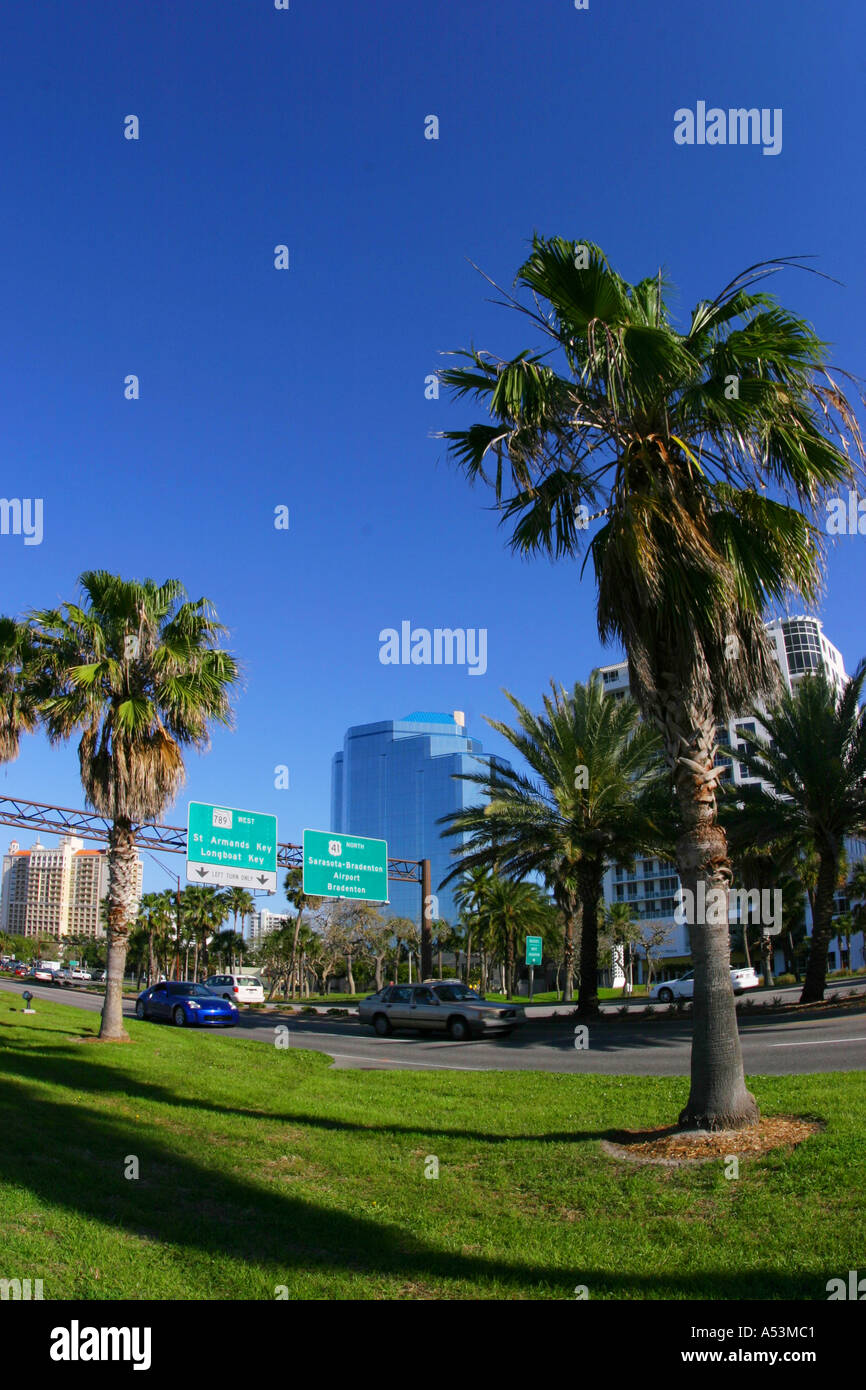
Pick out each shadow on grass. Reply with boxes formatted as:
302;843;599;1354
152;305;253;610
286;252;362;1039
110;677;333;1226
0;1065;821;1300
0;1034;684;1145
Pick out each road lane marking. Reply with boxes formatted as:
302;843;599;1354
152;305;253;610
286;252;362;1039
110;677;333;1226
767;1037;866;1047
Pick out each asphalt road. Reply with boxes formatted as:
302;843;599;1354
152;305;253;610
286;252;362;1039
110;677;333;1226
3;977;866;1075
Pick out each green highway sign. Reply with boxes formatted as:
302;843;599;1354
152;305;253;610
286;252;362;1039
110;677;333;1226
302;829;389;902
525;936;543;966
186;801;278;892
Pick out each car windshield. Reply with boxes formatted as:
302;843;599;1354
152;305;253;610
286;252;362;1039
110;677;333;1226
434;985;480;1002
237;977;261;986
167;983;214;997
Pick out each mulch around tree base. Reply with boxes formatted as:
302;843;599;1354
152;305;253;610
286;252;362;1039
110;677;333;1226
600;1115;822;1166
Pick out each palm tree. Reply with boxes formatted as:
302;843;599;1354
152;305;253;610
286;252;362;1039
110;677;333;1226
212;928;247;971
136;890;175;986
183;885;228;980
224;886;255;947
603;900;642;995
283;867;323;998
0;616;37;763
453;867;491;985
442;679;666;1016
482;875;551;998
25;572;239;1039
439;237;862;1127
846;860;866;968
729;662;866;1003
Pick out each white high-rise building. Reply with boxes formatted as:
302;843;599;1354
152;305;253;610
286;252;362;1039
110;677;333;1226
595;615;864;979
243;908;291;947
0;836;144;941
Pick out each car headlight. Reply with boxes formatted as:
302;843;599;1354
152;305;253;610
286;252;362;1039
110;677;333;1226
188;1001;200;1009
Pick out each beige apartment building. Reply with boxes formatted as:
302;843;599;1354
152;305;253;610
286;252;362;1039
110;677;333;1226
0;836;143;941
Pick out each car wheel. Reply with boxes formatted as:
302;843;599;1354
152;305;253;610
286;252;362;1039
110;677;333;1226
373;1013;391;1037
135;1001;147;1020
657;987;674;1003
172;1006;187;1027
447;1015;470;1041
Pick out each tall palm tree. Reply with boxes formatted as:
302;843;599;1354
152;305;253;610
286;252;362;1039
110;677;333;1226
482;875;552;998
442;678;667;1016
25;572;239;1039
224;886;255;947
183;885;228;980
284;867;323;998
439;237;862;1126
136;890;175;986
0;616;37;764
453;866;491;985
729;662;866;1003
603;900;642;995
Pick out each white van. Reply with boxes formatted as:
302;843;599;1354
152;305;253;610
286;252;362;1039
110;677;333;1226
204;973;265;1004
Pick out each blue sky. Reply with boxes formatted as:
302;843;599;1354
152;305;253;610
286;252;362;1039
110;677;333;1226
1;0;865;907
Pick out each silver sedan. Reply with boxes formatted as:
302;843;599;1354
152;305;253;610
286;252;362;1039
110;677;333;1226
358;981;525;1041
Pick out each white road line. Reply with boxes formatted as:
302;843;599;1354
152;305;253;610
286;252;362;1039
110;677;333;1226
767;1037;866;1048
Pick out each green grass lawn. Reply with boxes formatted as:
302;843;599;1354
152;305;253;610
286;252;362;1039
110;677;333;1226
0;987;862;1301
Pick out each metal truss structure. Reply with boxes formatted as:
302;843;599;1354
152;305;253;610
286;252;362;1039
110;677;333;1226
0;794;425;885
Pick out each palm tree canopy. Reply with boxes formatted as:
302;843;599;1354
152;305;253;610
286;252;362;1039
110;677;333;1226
26;571;239;821
440;677;668;887
481;875;552;956
0;616;38;763
724;661;866;856
439;239;863;721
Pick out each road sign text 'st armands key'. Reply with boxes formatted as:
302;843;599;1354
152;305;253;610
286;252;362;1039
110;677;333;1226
186;802;278;892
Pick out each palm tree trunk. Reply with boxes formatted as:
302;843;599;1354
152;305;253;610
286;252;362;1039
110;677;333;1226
556;885;579;1004
98;816;136;1042
289;909;304;1000
661;697;758;1131
465;931;472;983
505;929;515;998
576;862;603;1017
800;851;838;1003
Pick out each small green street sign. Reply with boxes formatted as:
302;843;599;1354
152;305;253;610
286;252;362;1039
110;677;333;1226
302;829;389;902
187;801;278;892
525;936;543;966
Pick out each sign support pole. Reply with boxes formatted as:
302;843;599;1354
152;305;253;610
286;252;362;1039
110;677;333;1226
420;858;433;981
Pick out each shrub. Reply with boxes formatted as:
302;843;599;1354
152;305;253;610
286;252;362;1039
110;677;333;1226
775;973;796;986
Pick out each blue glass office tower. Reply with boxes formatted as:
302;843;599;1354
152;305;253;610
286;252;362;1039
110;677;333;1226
330;711;510;924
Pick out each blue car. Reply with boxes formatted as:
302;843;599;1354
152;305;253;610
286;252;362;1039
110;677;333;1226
135;981;239;1028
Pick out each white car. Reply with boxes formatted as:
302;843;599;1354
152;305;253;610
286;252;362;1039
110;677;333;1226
32;968;56;982
650;967;760;1002
204;973;265;1004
